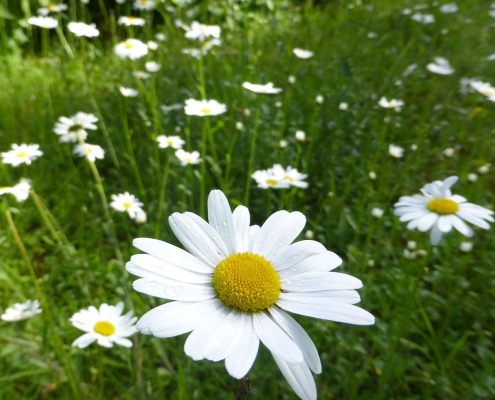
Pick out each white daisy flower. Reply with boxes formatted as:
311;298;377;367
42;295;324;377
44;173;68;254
72;143;105;162
1;300;42;322
201;38;221;54
155;33;166;41
470;80;495;97
251;169;290;189
133;0;155;10
53;112;98;143
114;39;148;60
394;176;494;245
156;135;185;149
147;40;158;50
338;102;349;110
175;149;202;166
175;19;190;31
70;302;137;348
403;63;417;76
1;144;43;167
67;22;99;37
182;48;201;59
110;192;145;220
145;61;161;72
293;48;314;59
0;179;32;202
185;21;221;42
378;97;404;111
28;16;59;29
37;4;68;16
426;57;454;75
184;99;227;117
440;3;458;13
487;54;495;61
133;71;150;79
242;82;283;94
271;164;308;189
459;77;478;94
388;144;404;158
126;190;374;400
410;13;435;23
118;16;146;26
119;86;139;97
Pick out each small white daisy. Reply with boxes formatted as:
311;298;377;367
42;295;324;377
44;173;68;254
388;144;404;158
293;48;314;59
28;16;59;29
70;302;137;348
271;164;308;188
161;104;183;113
53;112;98;143
118;16;146;26
242;82;283;94
67;22;100;37
378;97;404;111
1;144;43;167
426;57;454;75
185;21;221;41
394;176;494;245
72;143;105;162
182;48;201;59
411;13;435;23
0;179;32;202
251;169;290;189
184;99;227;117
110;192;145;220
175;149;202;166
403;63;417;76
1;300;42;322
37;4;68;16
133;0;155;10
470;81;495;97
145;61;161;72
156;135;185;150
119;86;139;97
114;39;148;60
440;3;458;13
459;77;479;94
339;102;349;110
126;190;374;400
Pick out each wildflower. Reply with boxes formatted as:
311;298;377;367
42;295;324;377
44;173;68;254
73;144;105;162
369;171;377;180
411;144;418;151
279;140;288;149
182;48;201;59
201;38;221;54
114;39;148;60
70;302;137;348
403;63;417;77
133;71;150;79
467;173;478;182
68;22;99;37
407;241;417;250
426;57;454;75
471;81;495;97
288;75;296;84
119;87;139;97
251;169;290;189
459;241;473;252
440;3;458;13
242;82;283;94
339;102;348;110
403;249;416;259
147;41;158;50
293;48;314;59
155;33;166;41
1;300;42;322
271;164;308;188
368;32;378;38
459;77;478;94
118;16;146;26
275;101;283;108
388;144;404;158
184;99;227;117
371;208;384;218
37;4;68;16
411;13;435;23
443;148;455;157
478;163;491;174
0;179;32;202
487;54;495;61
235;122;243;131
53;112;98;142
185;21;221;41
161;104;183;113
28;16;58;29
394;176;494;245
295;131;306;142
126;190;374;400
2;144;43;167
315;95;324;104
378;97;404;111
133;0;155;10
175;149;202;165
145;62;161;72
110;192;145;219
156;135;185;149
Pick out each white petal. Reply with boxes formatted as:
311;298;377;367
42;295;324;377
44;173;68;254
203;310;245;361
437;215;453;233
132;278;215;301
252;312;304;364
399;210;430;222
232;206;250;252
429;223;443;245
252;211;306;261
225;316;260;378
277;296;375;325
457;210;491;229
449;194;467;203
248;225;260;252
112;336;133;347
278;251;343;280
269;307;321;373
72;332;97;348
127;255;211;284
279;290;361;304
450;215;473;237
208;190;237;254
137;299;221;337
282;272;362;291
417;213;438;232
169;212;228;267
395;206;426;216
97;336;113;348
184;306;231;360
273;356;317;400
133;238;212;273
271;240;329;271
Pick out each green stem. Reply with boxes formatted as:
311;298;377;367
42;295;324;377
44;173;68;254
244;107;262;206
155;156;171;238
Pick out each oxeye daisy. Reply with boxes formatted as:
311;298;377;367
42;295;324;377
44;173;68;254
1;300;42;322
426;57;454;75
114;39;148;60
67;22;100;37
394;176;494;245
293;48;314;59
110;192;145;220
118;16;146;26
1;144;43;167
53;112;98;143
70;302;137;348
271;164;308;188
28;16;58;29
126;190;374;400
184;99;227;117
0;179;32;202
175;149;202;165
156;135;185;149
185;21;221;41
73;143;105;162
378;97;404;111
251;169;289;189
242;82;283;94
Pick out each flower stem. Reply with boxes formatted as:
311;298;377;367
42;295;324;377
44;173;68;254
233;377;251;400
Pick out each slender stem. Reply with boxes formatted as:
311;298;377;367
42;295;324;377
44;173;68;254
155;156;171;238
233;377;251;400
244;108;262;206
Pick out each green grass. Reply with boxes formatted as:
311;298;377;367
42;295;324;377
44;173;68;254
1;0;495;398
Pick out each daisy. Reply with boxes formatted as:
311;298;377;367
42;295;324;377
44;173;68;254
1;300;42;322
126;190;374;400
119;86;139;97
1;144;43;167
338;102;349;110
388;144;404;158
118;16;146;26
133;0;155;10
67;22;99;37
470;80;495;97
53;112;98;143
145;61;161;72
410;13;435;23
242;82;283;94
182;48;201;59
201;38;221;54
156;135;185;149
147;41;158;50
251;169;290;189
185;21;221;41
426;57;454;75
271;164;308;188
175;149;202;165
114;39;148;60
378;97;404;111
72;143;105;162
37;4;68;16
70;302;137;348
293;48;314;59
440;3;458;13
133;71;150;79
394;176;494;245
110;192;145;219
0;179;32;202
184;99;227;117
28;16;59;29
402;63;417;76
459;77;479;94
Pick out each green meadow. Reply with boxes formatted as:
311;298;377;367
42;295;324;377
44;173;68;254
1;0;494;398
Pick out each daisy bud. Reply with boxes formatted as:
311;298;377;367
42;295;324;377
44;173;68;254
339;102;349;110
371;207;384;218
315;95;324;104
279;139;288;148
443;147;455;157
369;171;377;180
460;241;473;252
295;131;306;142
467;173;478;182
235;122;243;131
288;75;296;84
305;230;314;239
407;241;417;250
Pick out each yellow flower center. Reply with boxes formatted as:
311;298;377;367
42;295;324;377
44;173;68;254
266;179;278;186
427;198;459;215
86;147;93;153
128;17;136;21
125;42;134;49
167;139;174;146
123;202;132;209
284;175;294;182
212;253;281;313
93;321;116;336
201;108;212;114
140;0;147;4
17;152;28;158
68;123;83;132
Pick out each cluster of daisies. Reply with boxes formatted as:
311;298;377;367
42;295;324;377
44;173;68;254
251;164;308;189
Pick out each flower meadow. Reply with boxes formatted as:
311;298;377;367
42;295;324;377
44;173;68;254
1;0;494;399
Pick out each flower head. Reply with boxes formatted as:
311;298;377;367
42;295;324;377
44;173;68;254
28;16;58;29
1;144;43;167
175;149;202;166
157;135;185;149
388;144;404;158
53;112;98;143
133;0;155;10
271;164;308;188
378;97;404;111
293;48;314;59
184;99;227;117
114;39;148;60
411;13;435;23
185;21;221;41
470;80;495;97
119;86;139;97
110;192;145;220
73;143;105;162
426;57;454;75
118;16;146;26
242;82;282;94
440;3;458;13
1;300;42;322
70;302;137;348
37;4;68;16
0;179;32;202
126;190;374;400
394;176;494;245
145;61;161;72
68;22;99;37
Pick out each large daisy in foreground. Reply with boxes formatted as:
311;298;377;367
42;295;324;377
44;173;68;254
126;190;374;400
394;176;494;245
